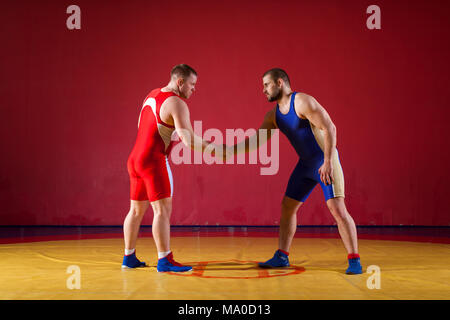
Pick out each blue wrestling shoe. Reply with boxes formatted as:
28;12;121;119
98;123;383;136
346;256;363;274
258;249;290;268
122;252;146;268
157;252;192;272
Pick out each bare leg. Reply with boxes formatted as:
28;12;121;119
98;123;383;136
150;197;172;253
123;200;150;250
326;197;359;254
278;196;303;252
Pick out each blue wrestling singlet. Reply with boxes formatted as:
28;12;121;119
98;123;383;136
275;92;345;202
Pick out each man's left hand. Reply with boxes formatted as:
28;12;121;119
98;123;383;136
319;160;334;186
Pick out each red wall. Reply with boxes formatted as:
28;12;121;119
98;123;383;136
1;0;449;226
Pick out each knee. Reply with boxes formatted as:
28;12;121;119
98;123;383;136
328;205;349;223
128;208;146;218
153;203;172;218
281;197;301;215
129;203;149;217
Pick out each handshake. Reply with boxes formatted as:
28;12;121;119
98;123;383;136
207;144;236;162
175;126;278;175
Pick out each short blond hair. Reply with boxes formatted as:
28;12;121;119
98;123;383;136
171;64;197;79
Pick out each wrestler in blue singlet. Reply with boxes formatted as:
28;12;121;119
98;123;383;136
276;92;344;202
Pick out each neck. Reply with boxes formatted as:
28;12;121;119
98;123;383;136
162;82;180;96
277;87;294;106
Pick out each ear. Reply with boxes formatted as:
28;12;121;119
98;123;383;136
277;78;283;88
176;77;184;87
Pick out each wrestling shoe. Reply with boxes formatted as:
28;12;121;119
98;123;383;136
122;251;146;268
346;257;363;274
157;252;192;272
258;249;290;268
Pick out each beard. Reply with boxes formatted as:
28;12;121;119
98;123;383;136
179;92;188;99
179;88;190;99
267;88;282;102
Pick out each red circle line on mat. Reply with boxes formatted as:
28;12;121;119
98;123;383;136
165;259;306;279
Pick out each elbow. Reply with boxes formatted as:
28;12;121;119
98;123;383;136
328;122;336;133
323;124;336;137
177;133;192;148
331;123;336;134
176;128;194;148
181;138;191;148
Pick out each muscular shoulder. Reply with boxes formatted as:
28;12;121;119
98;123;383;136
264;106;279;123
294;92;316;108
262;107;278;129
163;95;187;108
159;95;189;126
162;96;189;115
294;92;320;117
265;107;276;119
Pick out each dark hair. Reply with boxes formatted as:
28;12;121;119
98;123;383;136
171;64;197;79
263;68;291;87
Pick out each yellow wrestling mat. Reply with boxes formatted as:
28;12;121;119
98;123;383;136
0;237;449;300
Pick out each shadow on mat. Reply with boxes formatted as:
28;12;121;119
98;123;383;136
186;260;304;271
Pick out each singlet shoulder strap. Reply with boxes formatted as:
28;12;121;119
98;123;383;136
290;92;297;110
155;89;176;128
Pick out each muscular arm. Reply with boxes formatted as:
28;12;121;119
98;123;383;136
296;94;337;185
167;97;213;152
296;94;337;162
233;108;278;155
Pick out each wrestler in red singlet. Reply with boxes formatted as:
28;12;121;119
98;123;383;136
127;88;180;201
122;64;202;272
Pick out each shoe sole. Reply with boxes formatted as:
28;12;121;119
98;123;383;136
157;268;193;273
346;270;363;275
121;264;146;269
258;264;290;269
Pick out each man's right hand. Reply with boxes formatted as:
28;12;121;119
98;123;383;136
222;144;234;162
